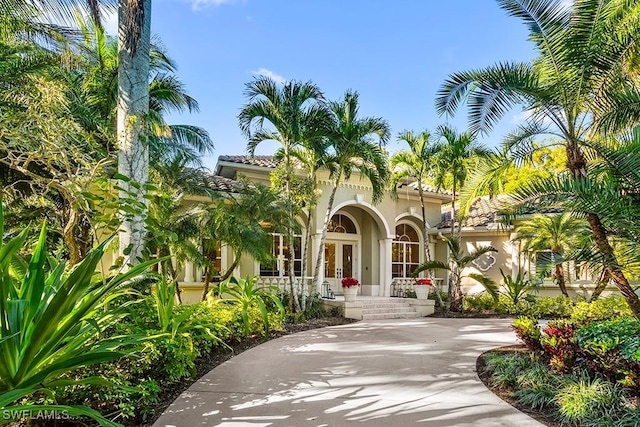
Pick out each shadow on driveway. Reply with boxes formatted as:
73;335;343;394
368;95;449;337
153;318;542;426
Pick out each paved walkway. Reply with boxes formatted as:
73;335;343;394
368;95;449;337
153;318;543;426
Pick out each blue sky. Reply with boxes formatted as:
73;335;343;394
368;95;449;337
107;0;542;171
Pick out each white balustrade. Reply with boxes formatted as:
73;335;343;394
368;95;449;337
256;276;314;297
390;277;444;298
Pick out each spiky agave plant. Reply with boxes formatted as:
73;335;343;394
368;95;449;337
0;202;159;426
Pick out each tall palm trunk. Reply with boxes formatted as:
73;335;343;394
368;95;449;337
312;174;341;292
554;263;569;297
418;186;444;309
117;0;151;267
300;209;313;311
448;181;462;311
589;268;610;302
586;212;640;316
284;157;301;313
567;143;640;318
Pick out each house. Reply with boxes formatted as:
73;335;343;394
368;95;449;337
173;155;613;314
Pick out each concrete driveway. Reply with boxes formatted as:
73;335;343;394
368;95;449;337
153;318;542;426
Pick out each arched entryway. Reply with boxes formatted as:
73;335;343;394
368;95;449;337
316;200;393;296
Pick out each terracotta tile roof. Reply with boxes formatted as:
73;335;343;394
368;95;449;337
208;175;241;192
188;168;242;193
396;181;453;197
438;195;562;229
217;155;278;168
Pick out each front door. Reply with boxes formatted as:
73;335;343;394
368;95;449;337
324;241;355;292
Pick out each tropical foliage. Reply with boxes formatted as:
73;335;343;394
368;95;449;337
436;0;640;317
239;77;329;312
311;90;391;291
413;236;498;312
513;213;591;296
0;204;157;426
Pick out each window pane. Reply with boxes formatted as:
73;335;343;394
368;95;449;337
327;214;357;233
324;243;336;278
407;243;419;263
392;264;404;278
407;264;419;277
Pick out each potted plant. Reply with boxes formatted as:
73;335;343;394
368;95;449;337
414;278;433;300
341;277;360;302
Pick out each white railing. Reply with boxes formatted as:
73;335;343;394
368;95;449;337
391;277;445;297
256;276;315;297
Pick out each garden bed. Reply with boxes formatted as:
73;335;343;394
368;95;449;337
476;346;559;427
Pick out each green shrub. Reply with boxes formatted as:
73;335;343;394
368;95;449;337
525;296;574;318
218;276;284;337
575;318;640;389
555;375;625;426
464;293;508;313
512;317;542;352
571;296;632;322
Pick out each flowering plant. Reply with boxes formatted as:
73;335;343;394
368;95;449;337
415;278;433;286
341;277;360;288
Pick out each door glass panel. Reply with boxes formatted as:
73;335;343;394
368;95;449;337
342;244;353;278
324;243;336;278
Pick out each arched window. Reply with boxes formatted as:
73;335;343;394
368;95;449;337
327;214;357;234
392;223;420;278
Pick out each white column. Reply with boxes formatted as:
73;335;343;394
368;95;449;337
379;238;393;297
183;260;194;282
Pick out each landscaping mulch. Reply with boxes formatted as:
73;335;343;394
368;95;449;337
476;346;560;427
141;316;357;426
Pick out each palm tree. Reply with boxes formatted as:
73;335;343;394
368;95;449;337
195;181;295;301
311;90;391;292
288;139;331;310
432;125;492;238
513;213;591;296
117;0;152;267
435;0;640;316
413;237;498;312
63;18;213;167
238;77;329;312
389;130;444;308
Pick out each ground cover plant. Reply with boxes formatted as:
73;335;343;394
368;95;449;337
480;299;640;426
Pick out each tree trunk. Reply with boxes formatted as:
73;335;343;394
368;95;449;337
586;212;640;317
117;0;152;267
418;185;444;310
283;157;301;313
555;263;569;297
450;184;456;238
312;177;340;292
300;209;313;311
565;143;640;318
201;266;211;301
62;204;81;266
449;268;464;312
201;257;240;301
589;268;610;302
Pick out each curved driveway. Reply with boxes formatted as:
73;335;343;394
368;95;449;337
153;318;542;426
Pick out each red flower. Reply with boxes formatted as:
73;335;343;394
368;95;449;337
341;277;360;288
415;278;433;286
